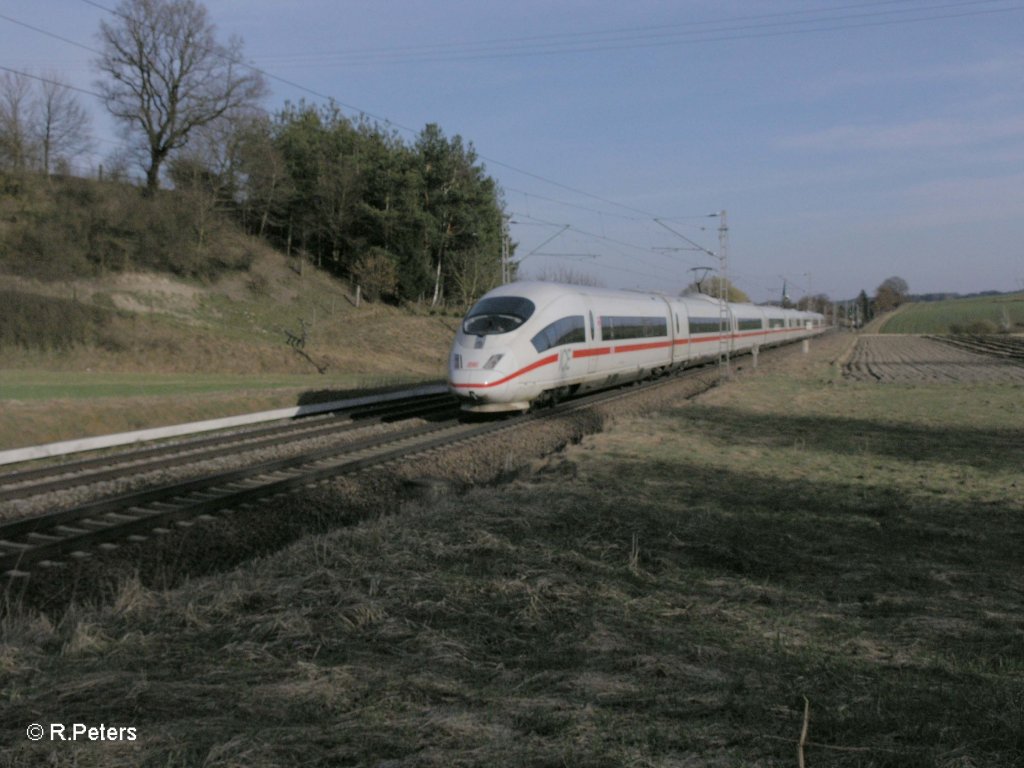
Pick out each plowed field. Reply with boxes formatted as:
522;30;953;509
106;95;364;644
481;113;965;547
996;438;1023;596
843;334;1024;383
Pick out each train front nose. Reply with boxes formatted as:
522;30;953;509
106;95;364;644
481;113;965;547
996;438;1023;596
448;340;524;411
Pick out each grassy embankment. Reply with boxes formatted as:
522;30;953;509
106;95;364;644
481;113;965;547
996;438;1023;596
878;292;1024;334
0;253;459;450
2;332;1021;766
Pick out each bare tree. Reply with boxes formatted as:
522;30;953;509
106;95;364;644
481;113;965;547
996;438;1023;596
875;275;909;312
0;71;37;172
36;74;93;176
235;115;293;238
533;266;605;287
94;0;268;194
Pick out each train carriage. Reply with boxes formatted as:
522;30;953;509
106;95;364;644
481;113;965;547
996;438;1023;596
449;281;823;413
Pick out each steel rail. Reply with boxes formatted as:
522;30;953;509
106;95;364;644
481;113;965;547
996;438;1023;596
0;394;457;502
0;420;468;573
1;366;718;576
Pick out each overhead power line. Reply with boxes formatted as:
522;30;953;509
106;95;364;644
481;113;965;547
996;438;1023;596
2;4;722;270
7;0;1009;295
0;64;104;100
69;1;684;222
245;0;1023;66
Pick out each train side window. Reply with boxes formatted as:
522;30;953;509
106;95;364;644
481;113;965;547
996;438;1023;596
599;315;667;341
687;317;724;334
737;319;763;331
531;315;586;353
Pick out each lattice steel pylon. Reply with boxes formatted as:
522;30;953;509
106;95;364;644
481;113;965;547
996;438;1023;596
716;210;731;378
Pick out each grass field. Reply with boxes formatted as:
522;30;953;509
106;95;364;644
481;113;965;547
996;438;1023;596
2;333;1021;766
879;292;1024;334
0;251;460;449
0;370;410;401
0;370;431;450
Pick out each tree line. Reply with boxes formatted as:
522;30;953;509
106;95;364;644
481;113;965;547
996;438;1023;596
229;106;507;305
0;0;509;306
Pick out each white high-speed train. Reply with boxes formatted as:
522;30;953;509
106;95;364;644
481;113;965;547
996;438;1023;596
448;281;824;413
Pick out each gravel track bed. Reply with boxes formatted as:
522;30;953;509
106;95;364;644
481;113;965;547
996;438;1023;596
843;335;1024;383
8;371;720;608
0;419;416;523
6;342;816;608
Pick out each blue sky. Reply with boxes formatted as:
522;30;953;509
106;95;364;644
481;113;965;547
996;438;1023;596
3;0;1023;302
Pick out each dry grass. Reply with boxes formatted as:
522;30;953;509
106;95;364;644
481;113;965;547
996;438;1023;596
0;249;461;447
1;332;1022;766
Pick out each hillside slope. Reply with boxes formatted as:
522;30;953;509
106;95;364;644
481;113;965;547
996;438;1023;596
2;245;459;376
0;243;462;449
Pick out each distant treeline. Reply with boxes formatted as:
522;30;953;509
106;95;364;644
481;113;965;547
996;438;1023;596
909;291;1021;302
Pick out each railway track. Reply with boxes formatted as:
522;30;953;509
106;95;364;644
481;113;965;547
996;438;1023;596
0;390;457;505
0;372;716;578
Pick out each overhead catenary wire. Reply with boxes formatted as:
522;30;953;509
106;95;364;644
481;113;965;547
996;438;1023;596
5;1;1011;297
240;0;1022;66
509;212;717;287
3;3;727;268
55;0;694;225
251;0;946;59
1;9;719;282
0;4;762;294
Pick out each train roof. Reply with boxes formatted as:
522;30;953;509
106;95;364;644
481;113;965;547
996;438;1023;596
479;281;823;318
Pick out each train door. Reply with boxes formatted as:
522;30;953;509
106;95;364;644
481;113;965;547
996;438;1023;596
585;301;600;375
553;309;588;386
659;296;678;368
676;305;692;366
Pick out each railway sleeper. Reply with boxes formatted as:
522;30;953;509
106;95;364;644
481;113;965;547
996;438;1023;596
54;525;89;536
79;519;117;530
185;491;227;502
26;532;62;543
103;512;142;522
148;501;185;511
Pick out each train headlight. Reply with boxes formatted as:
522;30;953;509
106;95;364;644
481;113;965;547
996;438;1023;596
483;354;504;370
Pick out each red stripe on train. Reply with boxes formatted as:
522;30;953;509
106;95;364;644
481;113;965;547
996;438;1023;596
453;326;817;389
613;340;674;354
451;354;559;389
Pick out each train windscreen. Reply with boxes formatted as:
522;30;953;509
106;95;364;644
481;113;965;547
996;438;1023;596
463;296;536;335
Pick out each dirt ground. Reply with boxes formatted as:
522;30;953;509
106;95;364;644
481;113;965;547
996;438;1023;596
841;334;1024;383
